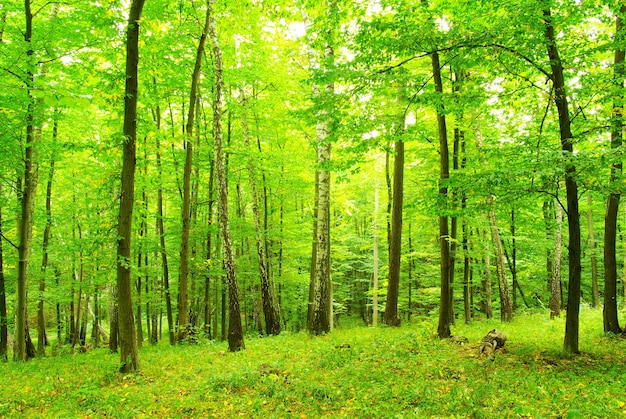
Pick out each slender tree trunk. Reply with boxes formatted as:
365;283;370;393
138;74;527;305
38;153;55;356
431;49;451;338
586;194;599;308
603;4;625;334
307;171;319;330
241;93;281;335
208;0;244;351
551;200;563;319
482;227;493;319
543;8;583;353
204;160;215;338
543;197;555;292
510;207;518;310
179;3;211;342
115;0;146;373
488;201;513;322
372;185;379;327
0;184;7;362
153;114;175;346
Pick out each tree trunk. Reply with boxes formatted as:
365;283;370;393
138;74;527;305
543;8;583;353
482;227;493;319
115;0;146;373
550;200;563;319
153;113;175;346
208;0;244;351
586;194;599;308
385;136;404;327
179;3;211;342
38;153;55;356
603;4;625;334
543;197;555;292
510;207;518;310
109;286;118;353
15;0;40;362
0;183;7;362
204;159;215;338
488;202;513;322
372;186;379;327
241;93;281;335
431;49;452;338
310;13;335;335
307;171;319;331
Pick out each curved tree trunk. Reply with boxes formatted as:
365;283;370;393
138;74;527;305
115;0;146;373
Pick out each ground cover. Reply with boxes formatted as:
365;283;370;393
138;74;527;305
1;308;625;418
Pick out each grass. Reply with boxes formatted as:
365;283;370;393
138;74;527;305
1;307;626;418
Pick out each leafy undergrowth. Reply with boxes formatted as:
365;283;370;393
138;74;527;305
1;308;625;418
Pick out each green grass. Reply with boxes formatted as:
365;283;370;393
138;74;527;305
2;307;626;418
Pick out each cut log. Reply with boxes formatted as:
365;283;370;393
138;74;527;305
479;329;507;358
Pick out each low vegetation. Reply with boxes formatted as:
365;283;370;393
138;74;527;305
2;308;624;418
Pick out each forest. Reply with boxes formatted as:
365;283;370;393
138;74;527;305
1;0;626;384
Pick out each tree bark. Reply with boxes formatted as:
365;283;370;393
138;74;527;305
208;0;245;351
543;8;583;353
603;4;625;334
115;0;146;373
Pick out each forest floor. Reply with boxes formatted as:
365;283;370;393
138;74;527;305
1;307;625;418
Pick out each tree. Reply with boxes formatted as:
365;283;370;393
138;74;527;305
241;92;281;335
431;47;452;339
603;3;625;335
550;197;563;319
208;0;244;352
543;6;582;353
0;183;7;362
179;0;211;342
115;0;146;373
384;114;405;327
15;0;42;362
310;1;336;336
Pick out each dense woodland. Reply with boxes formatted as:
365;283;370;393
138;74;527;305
1;0;625;371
